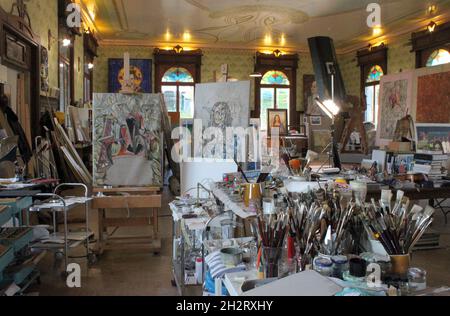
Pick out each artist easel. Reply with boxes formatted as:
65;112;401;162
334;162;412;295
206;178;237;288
92;187;162;255
340;95;368;155
91;53;163;256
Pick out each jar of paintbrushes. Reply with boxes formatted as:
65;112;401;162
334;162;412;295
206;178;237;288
256;213;288;279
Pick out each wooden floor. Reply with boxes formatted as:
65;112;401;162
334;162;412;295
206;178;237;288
30;188;450;296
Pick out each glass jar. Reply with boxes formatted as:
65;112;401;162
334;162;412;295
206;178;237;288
263;247;283;278
332;255;349;279
313;257;333;277
408;268;427;292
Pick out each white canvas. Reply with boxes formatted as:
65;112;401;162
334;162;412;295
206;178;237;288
194;81;251;160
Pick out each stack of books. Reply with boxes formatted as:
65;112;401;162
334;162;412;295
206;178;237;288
413;153;449;180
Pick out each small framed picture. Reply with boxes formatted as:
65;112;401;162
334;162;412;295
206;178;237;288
311;116;322;126
267;109;288;136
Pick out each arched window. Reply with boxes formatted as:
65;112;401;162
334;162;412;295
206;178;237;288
260;70;291;131
161;67;195;119
426;49;450;67
364;65;384;126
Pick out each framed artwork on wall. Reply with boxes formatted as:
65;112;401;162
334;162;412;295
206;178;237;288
268;109;288;136
108;58;152;93
376;71;413;147
416;123;450;154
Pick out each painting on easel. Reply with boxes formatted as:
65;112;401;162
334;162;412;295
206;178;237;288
93;94;163;187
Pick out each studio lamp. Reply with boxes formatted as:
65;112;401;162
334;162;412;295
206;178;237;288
315;98;341;119
313;62;342;172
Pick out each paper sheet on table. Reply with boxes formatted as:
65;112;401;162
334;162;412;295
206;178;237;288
242;270;343;297
184;217;209;230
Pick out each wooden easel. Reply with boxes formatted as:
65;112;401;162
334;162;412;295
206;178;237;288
92;187;162;255
340;95;368;155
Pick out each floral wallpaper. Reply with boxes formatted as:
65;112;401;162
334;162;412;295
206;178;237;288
0;0;58;89
94;33;420;115
0;0;86;99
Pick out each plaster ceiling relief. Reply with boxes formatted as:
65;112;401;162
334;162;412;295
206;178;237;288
84;0;450;52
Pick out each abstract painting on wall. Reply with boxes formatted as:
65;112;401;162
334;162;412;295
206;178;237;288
416;71;450;123
376;71;413;147
108;59;152;93
194;81;251;160
93;94;162;187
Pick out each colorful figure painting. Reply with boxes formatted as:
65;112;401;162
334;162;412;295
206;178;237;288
108;59;152;93
93;94;162;187
376;72;413;147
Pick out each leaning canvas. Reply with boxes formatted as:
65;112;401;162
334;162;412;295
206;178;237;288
194;81;251;160
376;71;414;147
93;93;163;187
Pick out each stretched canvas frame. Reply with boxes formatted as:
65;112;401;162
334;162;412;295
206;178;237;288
415;123;450;154
194;81;251;160
376;71;413;147
93;93;163;187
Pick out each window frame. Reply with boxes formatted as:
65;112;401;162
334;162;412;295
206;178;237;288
253;52;299;129
160;67;195;118
425;48;450;67
259;70;291;131
357;45;388;126
154;49;202;124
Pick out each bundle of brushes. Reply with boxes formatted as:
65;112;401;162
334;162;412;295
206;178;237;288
360;190;435;255
256;212;289;249
286;191;358;269
255;212;289;277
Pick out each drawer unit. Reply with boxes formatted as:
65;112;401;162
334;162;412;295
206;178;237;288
0;206;11;227
0;227;34;253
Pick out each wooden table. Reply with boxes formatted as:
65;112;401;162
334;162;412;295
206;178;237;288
92;187;162;255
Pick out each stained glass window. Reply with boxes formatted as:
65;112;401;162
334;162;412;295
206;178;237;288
426;49;450;67
162;67;194;83
366;65;384;83
261;71;290;85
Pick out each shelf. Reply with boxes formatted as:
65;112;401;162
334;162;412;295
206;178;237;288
31;231;94;250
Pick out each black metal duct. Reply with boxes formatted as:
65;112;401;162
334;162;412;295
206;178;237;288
308;36;347;106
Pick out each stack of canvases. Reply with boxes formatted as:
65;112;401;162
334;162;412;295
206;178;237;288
50;113;92;185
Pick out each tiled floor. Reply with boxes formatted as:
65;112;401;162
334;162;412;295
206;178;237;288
31;189;450;296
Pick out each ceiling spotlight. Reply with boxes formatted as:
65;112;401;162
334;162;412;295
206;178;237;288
372;26;382;37
174;45;184;54
273;49;283;57
62;38;71;47
427;21;437;33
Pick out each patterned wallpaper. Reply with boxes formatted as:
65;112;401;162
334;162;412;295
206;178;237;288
95;47;319;112
338;53;360;97
0;0;85;100
388;33;416;74
94;32;421;114
0;0;59;89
